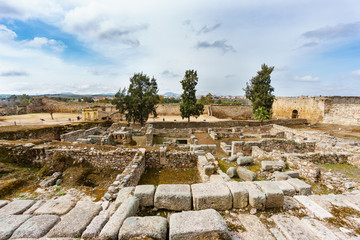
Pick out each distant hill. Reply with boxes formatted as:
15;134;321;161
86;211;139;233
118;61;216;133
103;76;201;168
163;92;180;96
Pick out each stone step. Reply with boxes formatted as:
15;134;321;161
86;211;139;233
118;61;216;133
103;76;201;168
308;195;347;212
11;215;60;239
271;214;318;240
255;181;284;208
99;196;139;239
0;200;9;209
191;182;232;210
154;184;192;211
0;214;31;239
287;178;312;195
47;201;102;238
134;184;156;207
23;200;45;215
33;200;75;215
301;218;341;240
335;195;360;212
294;195;333;220
240;182;266;210
0;200;35;215
119;216;168;240
169;209;231;240
276;180;296;196
238;214;275;240
226;182;249;209
82;210;110;239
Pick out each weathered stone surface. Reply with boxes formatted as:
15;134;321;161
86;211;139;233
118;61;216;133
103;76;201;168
294;195;333;219
273;171;289;181
238;214;275;240
154;184;191;211
226;167;237;178
226;182;248;208
269;227;287;240
284;170;300;178
209;174;226;183
82;210;110;239
271;214;317;240
0;200;35;215
276;181;296;196
335;195;360;212
11;215;60;239
0;200;9;209
261;161;285;171
100;196;139;240
301;218;340;240
204;165;215;175
169;209;231;240
308;195;345;212
240;182;266;210
39;172;62;187
237;156;254;166
114;187;135;209
287;178;312;195
0;215;31;239
229;155;237;162
255;181;284;208
118;216;167;240
23;200;45;215
33;200;75;215
191;183;232;210
236;167;257;181
47;201;102;238
134;185;155;207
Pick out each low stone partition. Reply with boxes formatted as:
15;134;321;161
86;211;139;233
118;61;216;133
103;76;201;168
231;138;316;156
145;148;197;168
190;144;216;154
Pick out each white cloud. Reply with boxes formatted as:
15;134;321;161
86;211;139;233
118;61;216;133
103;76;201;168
293;75;320;82
22;37;66;52
0;24;17;40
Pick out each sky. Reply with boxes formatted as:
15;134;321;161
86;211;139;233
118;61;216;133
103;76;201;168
0;0;360;96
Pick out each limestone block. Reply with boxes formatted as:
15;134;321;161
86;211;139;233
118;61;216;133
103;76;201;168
134;185;156;207
236;167;257;181
287;178;312;195
240;182;266;210
191;182;232;210
0;215;31;239
39;172;62;187
115;187;135;209
0;200;35;215
23;200;45;215
228;155;237;162
154;184;192;211
273;171;289;181
0;200;9;208
255;181;284;208
261;161;285;171
100;196;139;239
119;216;167;240
82;210;110;239
294;196;333;220
226;167;237;178
34;200;75;215
237;156;254;166
209;174;226;183
169;209;231;240
238;214;275;240
301;218;341;240
204;165;215;175
226;182;248;208
276;181;296;196
47;201;102;238
11;215;60;239
284;170;300;178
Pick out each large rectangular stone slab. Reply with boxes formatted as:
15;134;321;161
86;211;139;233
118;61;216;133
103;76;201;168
261;161;285;171
255;181;284;208
11;215;60;239
287;178;312;195
47;201;102;238
82;210;110;239
271;214;317;240
99;196;139;240
238;214;275;240
154;184;191;211
226;182;248;208
169;209;231;240
191;183;232;210
240;182;266;210
119;216;167;240
236;167;257;181
134;185;155;207
294;195;333;220
0;200;9;209
23;200;45;215
0;215;31;240
114;187;135;209
301;218;341;240
0;200;35;215
276;181;296;196
33;200;75;215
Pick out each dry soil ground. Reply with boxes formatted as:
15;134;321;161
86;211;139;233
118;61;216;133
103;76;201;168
0;113;80;126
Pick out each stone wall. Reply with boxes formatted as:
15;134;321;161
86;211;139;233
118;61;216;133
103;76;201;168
145;149;197;168
209;105;253;120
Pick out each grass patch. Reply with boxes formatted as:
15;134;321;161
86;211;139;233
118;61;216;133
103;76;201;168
138;168;201;185
153;136;166;145
318;163;360;182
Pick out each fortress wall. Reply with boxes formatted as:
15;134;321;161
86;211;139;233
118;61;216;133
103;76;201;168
322;97;360;126
209;105;253;120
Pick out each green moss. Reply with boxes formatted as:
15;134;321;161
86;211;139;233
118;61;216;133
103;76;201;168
317;163;360;182
138;168;201;185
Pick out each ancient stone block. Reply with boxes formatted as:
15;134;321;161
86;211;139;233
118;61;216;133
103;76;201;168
114;187;135;209
191;182;232;210
11;215;60;239
261;161;285;171
287;178;312;195
82;210;110;239
238;214;275;240
240;182;266;210
154;184;191;211
34;200;75;215
119;216;167;240
255;181;284;208
273;171;289;181
23;200;45;215
236;167;257;181
169;209;231;240
237;156;254;166
226;167;237;178
294;196;333;220
0;200;35;215
226;182;248;208
209;174;226;183
134;185;156;207
0;215;31;239
204;164;215;175
276;181;296;196
284;170;300;178
0;200;9;209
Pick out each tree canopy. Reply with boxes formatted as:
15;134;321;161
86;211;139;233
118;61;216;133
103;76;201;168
112;73;160;126
180;70;204;122
244;64;275;121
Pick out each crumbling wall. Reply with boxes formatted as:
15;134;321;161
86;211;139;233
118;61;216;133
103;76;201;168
145;149;197;168
209;105;253;120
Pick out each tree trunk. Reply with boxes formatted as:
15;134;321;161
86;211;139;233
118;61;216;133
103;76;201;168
50;112;54;120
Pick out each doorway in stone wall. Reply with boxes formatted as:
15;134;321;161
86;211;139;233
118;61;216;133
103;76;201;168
292;110;299;118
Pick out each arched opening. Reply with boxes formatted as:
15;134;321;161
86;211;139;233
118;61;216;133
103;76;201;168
292;110;298;119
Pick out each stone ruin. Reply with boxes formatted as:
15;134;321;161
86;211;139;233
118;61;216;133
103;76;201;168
0;120;360;239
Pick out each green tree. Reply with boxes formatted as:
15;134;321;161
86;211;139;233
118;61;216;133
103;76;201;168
180;70;204;122
244;64;275;120
254;106;270;121
205;93;213;104
112;73;160;126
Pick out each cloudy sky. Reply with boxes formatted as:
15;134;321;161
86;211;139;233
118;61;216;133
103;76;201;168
0;0;360;96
